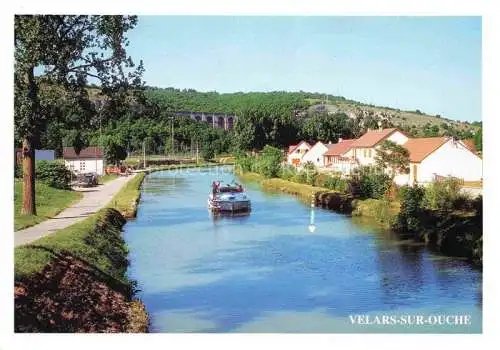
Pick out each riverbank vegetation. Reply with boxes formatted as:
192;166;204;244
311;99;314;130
392;180;482;266
14;179;82;231
107;173;145;218
15;171;149;332
235;147;482;266
15;208;147;332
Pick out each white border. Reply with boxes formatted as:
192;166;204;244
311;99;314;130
1;1;498;350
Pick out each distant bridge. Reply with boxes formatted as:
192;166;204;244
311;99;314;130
174;111;237;130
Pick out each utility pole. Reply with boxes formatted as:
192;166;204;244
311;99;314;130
171;116;174;159
196;141;199;164
143;140;146;169
98;111;102;175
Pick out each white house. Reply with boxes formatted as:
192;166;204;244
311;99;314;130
287;141;312;167
349;128;409;167
323;138;357;174
63;146;105;175
301;141;334;168
398;137;483;186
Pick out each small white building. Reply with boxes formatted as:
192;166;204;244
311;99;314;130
286;141;312;168
63;146;105;175
395;137;483;186
301;141;334;168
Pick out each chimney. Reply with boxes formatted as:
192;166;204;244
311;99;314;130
338;138;343;143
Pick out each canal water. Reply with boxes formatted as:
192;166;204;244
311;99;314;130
123;166;482;333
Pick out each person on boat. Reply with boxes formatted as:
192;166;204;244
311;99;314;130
237;184;243;192
211;181;220;197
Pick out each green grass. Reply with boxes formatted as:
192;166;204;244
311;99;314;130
14;208;127;281
237;171;333;202
15;171;147;279
106;173;145;218
352;198;400;227
99;174;119;184
14;180;83;231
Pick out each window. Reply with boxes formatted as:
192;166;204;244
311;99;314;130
368;149;372;158
317;158;320;162
363;149;367;157
79;161;86;172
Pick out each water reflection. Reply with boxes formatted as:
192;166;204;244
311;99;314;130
124;166;482;333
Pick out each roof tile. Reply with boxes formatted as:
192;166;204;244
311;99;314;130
63;146;104;159
324;139;356;156
350;128;399;148
403;137;448;163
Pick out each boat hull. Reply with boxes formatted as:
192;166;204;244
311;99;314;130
208;199;251;212
208;191;251;213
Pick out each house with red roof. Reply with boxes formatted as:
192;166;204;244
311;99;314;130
322;138;357;174
301;141;336;168
348;128;409;167
286;141;312;167
284;128;482;187
400;137;482;186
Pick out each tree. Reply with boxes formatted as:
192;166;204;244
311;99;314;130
375;140;410;177
256;145;283;178
15;15;143;215
474;128;482;152
104;138;127;165
201;143;215;161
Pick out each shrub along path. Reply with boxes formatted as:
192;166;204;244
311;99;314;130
15;174;137;247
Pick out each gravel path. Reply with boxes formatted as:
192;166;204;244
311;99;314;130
14;174;137;247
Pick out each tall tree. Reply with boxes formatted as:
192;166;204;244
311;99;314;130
375;140;410;177
14;15;143;215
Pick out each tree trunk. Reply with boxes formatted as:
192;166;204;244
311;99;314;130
21;137;36;216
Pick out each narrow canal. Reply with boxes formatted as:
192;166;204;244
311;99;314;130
123;166;482;333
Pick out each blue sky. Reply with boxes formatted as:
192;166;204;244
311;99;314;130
126;16;482;121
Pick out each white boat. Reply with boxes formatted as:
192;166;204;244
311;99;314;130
208;184;251;213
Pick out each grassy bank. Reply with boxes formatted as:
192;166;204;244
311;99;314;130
15;173;149;332
14;180;83;231
352;198;401;228
237;171;357;214
107;173;145;218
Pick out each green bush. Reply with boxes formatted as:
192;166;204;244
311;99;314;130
422;178;463;211
396;185;410;201
392;185;425;233
35;160;72;190
350;167;391;199
321;175;347;193
292;171;308;184
201;144;215;161
255;145;283;178
299;162;318;185
234;153;256;173
279;163;297;180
